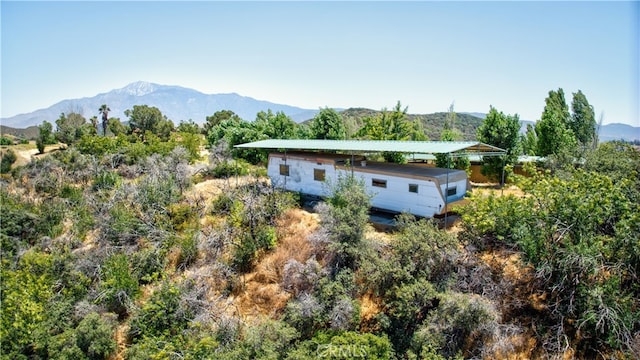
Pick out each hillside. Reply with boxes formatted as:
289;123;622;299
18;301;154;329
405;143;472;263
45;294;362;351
1;129;639;359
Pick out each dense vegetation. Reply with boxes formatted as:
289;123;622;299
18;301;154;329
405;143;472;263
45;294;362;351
2;90;639;359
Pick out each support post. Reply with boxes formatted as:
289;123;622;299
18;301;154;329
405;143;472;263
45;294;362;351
445;153;450;229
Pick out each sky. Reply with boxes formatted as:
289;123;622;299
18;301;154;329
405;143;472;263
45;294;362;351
1;1;639;126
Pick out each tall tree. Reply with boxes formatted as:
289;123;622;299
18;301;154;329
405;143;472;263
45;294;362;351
569;90;597;149
310;107;346;140
477;106;521;183
99;104;110;136
536;88;577;157
36;121;56;154
520;124;538;156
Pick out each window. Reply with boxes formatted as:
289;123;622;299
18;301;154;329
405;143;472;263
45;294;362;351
372;178;387;188
447;187;457;196
279;164;290;176
314;168;325;181
409;184;418;193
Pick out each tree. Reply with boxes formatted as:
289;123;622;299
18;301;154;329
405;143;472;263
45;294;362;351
1;149;17;173
99;104;110;136
476;106;521;183
125;105;174;140
107;118;127;136
436;103;469;170
520;123;537;156
569;90;597;149
536;88;577;157
355;101;413;163
55;112;90;145
254;110;298;139
310;108;346;140
36;121;56;154
176;119;201;134
204;110;242;136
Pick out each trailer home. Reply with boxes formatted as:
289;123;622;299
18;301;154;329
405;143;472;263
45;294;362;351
267;152;470;218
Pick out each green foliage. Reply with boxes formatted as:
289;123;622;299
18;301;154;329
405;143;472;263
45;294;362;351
411;292;498;358
322;174;371;271
289;331;394;360
177;231;199;270
176;119;201;134
0;136;13;145
125;105;174;140
355;101;415;163
132;247;166;284
204;109;242;136
460;163;640;353
477;106;521;183
310;107;346;140
254;109;299;139
1;251;54;356
1;148;17;173
569;90;597;148
214;319;300;360
210;159;250;178
37;120;56;153
74;312;117;359
536;88;577;157
103;203;146;246
55;112;91;145
97;253;139;316
107;117;128;136
92;169;120;190
520;123;538;156
129;281;192;341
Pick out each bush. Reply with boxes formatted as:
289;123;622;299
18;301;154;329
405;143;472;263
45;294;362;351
97;253;139;316
92;170;120;191
1;149;17;173
287;331;394;360
0;136;13;145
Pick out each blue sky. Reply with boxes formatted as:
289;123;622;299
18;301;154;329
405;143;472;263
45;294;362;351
1;1;638;126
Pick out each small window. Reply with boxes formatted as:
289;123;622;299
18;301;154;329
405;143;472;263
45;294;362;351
409;184;418;193
279;164;290;176
314;168;325;181
372;178;387;188
447;187;457;196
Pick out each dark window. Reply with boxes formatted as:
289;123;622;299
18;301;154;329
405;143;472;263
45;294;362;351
279;164;290;176
409;184;418;193
372;178;387;188
447;187;457;196
314;168;325;181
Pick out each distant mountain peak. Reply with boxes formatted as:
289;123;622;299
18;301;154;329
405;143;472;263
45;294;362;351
115;81;160;96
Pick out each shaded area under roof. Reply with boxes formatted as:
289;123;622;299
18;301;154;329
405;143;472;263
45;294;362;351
235;139;506;155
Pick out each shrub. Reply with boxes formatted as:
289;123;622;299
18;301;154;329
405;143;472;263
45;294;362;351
288;331;394;360
74;312;117;359
0;136;13;145
97;253;138;316
1;149;17;173
92;170;120;191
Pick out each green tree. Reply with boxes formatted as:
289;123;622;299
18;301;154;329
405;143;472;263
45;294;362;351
254;109;298;139
55;112;90;145
310;107;346;140
176;119;201;134
355;101;413;163
99;104;110;136
36;120;56;154
569;90;597;149
125;105;174;140
476;106;521;183
97;253;139;316
204;110;242;136
107;118;127;136
536;88;577;157
520;123;537;156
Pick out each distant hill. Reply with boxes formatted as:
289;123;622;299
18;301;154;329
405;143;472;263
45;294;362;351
0;125;39;140
0;81;320;128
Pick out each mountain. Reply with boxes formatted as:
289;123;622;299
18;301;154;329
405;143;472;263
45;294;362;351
0;81;320;128
465;113;639;142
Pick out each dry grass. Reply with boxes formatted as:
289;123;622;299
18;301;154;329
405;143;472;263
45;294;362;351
232;208;319;320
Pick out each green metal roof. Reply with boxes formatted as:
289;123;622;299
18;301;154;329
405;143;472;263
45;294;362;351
235;139;505;155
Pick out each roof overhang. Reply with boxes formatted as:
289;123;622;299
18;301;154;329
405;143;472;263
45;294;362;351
235;139;506;156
